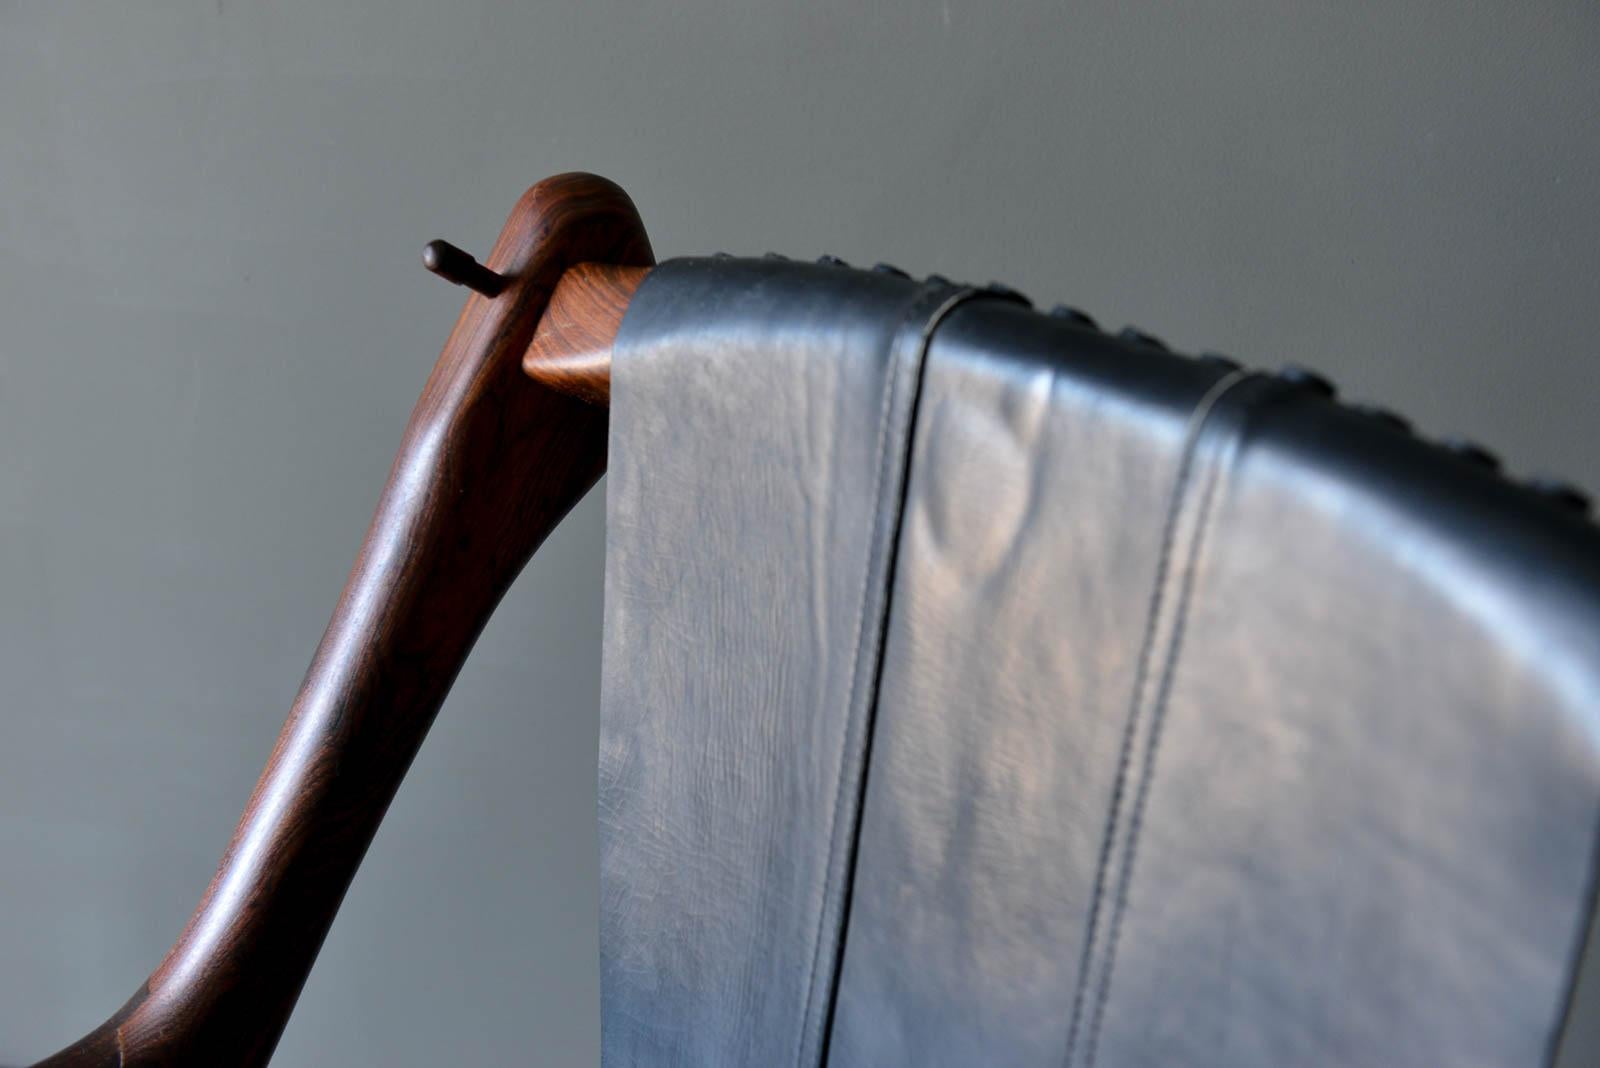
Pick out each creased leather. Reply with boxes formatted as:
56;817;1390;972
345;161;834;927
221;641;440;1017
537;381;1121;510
600;259;1004;1066
600;258;1600;1067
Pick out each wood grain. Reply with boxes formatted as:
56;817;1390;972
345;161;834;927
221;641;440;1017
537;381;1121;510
32;172;653;1067
522;261;649;406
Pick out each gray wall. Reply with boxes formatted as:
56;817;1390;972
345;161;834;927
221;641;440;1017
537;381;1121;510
2;2;1597;1064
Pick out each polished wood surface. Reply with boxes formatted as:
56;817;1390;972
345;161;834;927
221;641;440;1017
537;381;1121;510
522;261;648;405
33;173;653;1067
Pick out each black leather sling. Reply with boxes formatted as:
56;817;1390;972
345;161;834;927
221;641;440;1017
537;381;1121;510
600;257;1600;1066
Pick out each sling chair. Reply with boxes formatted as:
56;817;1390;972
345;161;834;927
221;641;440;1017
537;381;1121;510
21;173;1600;1067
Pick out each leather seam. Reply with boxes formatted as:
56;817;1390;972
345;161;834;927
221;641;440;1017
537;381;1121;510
801;286;1023;1068
1547;809;1600;1066
792;284;940;1068
1062;369;1256;1068
1085;381;1254;1066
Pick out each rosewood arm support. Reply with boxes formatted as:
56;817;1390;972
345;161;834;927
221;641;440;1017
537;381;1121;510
32;173;652;1067
522;261;648;405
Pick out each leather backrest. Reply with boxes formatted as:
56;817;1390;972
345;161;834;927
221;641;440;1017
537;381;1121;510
599;256;1600;1066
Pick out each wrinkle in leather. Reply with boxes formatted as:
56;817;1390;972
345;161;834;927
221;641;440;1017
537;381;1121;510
827;303;1242;1067
601;259;1600;1067
601;260;1002;1067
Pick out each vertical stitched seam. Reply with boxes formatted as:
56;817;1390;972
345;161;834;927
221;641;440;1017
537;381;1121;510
1083;400;1239;1067
817;289;1016;1065
1061;369;1251;1068
1545;811;1600;1066
790;296;907;1068
801;288;1016;1068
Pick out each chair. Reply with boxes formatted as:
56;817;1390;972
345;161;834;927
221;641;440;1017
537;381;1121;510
23;173;1600;1066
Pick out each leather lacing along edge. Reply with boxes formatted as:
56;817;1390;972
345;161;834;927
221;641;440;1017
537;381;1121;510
797;250;1596;522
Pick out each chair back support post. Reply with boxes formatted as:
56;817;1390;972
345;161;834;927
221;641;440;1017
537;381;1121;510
31;173;652;1067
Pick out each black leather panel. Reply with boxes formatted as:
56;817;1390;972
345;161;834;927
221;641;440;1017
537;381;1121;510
1079;378;1600;1067
600;258;999;1066
828;296;1600;1066
601;258;1600;1066
827;304;1230;1066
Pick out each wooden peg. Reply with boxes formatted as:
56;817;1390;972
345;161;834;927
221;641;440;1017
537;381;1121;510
422;238;510;296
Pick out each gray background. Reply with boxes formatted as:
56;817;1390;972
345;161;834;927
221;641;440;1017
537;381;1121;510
2;2;1597;1064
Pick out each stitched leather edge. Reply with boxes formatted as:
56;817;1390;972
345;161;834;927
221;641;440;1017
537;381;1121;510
799;285;1029;1068
1063;369;1260;1067
1548;816;1600;1066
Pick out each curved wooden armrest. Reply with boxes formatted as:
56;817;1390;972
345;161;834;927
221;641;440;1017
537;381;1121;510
32;173;652;1067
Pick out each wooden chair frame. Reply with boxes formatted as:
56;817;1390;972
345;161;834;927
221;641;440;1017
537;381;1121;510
30;173;646;1067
